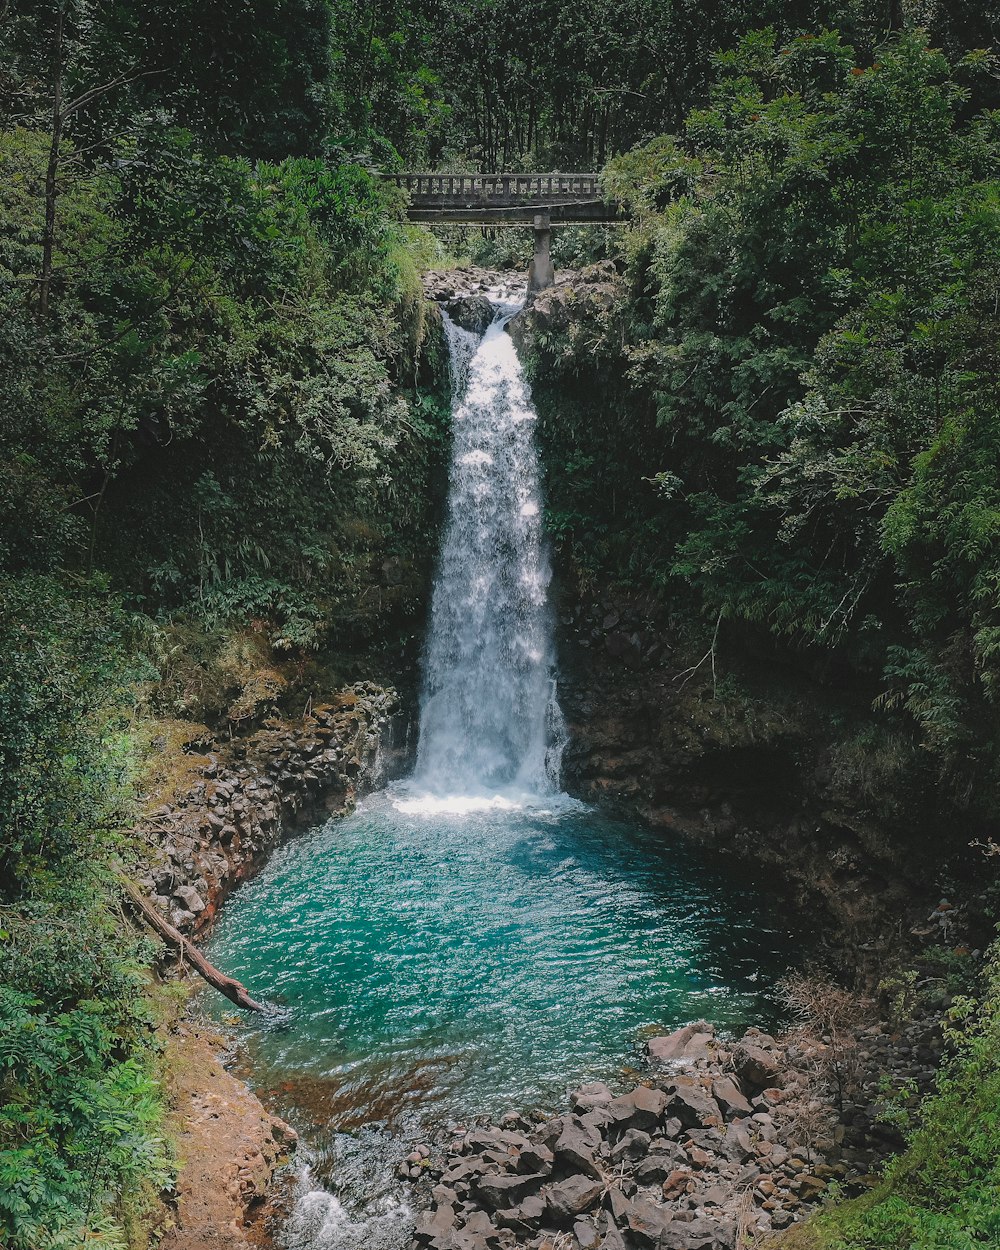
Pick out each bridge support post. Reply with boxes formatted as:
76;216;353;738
527;211;554;299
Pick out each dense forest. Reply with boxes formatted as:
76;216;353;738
2;1;999;1248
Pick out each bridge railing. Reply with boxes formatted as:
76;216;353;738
385;173;602;202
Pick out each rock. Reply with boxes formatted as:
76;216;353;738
720;1121;756;1163
599;1219;628;1250
571;1081;614;1113
606;1086;668;1134
413;1203;457;1244
622;1197;673;1245
172;883;205;913
712;1076;752;1120
661;1169;691;1199
686;1145;714;1169
606;1187;632;1224
463;1210;501;1238
797;1174;827;1200
697;1183;729;1207
516;1142;554;1174
647;1022;716;1066
446;295;495;334
574;1219;602;1249
269;1116;297;1148
475;1171;547;1210
555;1118;603;1178
664;1081;721;1129
733;1044;780;1093
609;1128;650;1164
546;1174;603;1223
494;1193;546;1233
633;1147;685;1185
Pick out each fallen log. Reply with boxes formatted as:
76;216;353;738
120;878;263;1011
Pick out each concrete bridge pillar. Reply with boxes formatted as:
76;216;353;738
527;211;554;299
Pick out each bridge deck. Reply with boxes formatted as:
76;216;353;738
384;172;622;224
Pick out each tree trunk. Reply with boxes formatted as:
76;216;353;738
120;878;264;1011
40;4;64;319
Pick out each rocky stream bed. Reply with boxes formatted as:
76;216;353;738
402;1006;944;1250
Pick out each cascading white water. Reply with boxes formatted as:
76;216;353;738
413;294;566;797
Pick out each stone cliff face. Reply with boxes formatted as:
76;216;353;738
136;682;402;937
555;598;922;965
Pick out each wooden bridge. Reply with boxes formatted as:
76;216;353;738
383;172;624;294
383;172;620;224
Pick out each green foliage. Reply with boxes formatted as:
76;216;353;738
534;29;1000;805
0;577;167;1249
0;9;453;1243
808;948;1000;1248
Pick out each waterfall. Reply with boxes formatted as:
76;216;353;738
414;295;566;797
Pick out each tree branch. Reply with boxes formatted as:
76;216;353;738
119;878;263;1012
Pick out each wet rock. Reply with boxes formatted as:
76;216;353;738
269;1116;297;1148
647;1022;716;1066
447;295;495;334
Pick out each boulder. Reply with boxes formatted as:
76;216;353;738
622;1197;673;1246
446;295;495;334
475;1171;546;1210
712;1076;753;1120
733;1044;780;1093
647;1022;716;1066
413;1202;457;1245
516;1141;554;1175
606;1085;668;1134
663;1081;721;1129
633;1147;685;1185
599;1218;629;1250
555;1118;603;1178
546;1174;604;1223
494;1193;546;1234
661;1168;691;1199
172;883;206;913
574;1218;602;1249
610;1128;650;1164
571;1081;614;1113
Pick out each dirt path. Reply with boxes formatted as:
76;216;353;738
160;1022;297;1249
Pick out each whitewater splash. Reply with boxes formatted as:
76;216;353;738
413;293;567;798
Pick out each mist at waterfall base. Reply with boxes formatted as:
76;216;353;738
203;294;803;1248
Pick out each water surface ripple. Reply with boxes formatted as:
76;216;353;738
206;789;799;1132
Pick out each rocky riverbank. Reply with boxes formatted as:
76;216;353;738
135;681;400;937
134;681;401;1247
402;1001;944;1250
158;1021;298;1250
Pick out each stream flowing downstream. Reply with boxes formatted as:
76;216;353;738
204;291;802;1248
